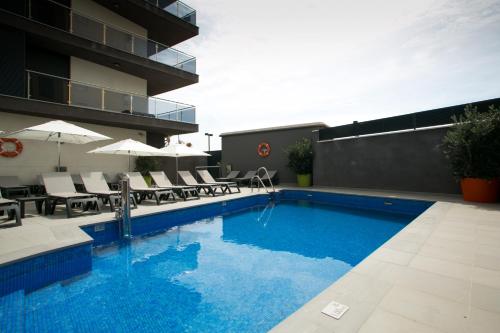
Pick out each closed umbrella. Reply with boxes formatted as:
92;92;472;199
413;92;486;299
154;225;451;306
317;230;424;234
7;120;111;171
160;143;210;184
87;138;169;171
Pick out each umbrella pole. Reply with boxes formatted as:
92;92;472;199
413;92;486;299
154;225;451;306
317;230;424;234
176;157;179;185
128;151;131;172
57;133;61;172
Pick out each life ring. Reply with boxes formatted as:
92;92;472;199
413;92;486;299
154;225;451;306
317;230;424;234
0;138;23;158
257;142;271;158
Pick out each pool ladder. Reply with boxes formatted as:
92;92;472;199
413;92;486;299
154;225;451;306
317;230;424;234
250;167;275;193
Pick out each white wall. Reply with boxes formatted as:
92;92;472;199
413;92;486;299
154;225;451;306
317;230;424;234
0;112;146;184
72;0;147;37
71;57;147;96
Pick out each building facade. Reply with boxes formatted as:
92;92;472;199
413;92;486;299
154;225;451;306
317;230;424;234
0;0;199;183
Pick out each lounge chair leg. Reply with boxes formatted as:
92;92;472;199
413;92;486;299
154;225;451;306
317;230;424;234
109;197;115;212
154;192;160;205
14;205;21;226
66;199;72;218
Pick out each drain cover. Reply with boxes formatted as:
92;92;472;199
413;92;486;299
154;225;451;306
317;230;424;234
321;301;349;319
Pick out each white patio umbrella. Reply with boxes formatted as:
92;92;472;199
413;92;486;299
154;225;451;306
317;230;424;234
160;143;210;184
7;120;111;171
87;138;169;171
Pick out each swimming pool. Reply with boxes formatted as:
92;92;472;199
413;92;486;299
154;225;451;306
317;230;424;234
0;191;432;332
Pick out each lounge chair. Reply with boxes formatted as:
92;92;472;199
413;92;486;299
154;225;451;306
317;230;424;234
41;173;100;218
197;169;240;193
259;170;278;185
0;176;30;197
178;171;227;196
0;191;21;227
149;171;199;201
216;170;240;182
126;172;175;205
233;170;257;186
80;172;137;212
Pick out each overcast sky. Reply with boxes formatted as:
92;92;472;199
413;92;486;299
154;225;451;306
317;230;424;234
160;0;500;150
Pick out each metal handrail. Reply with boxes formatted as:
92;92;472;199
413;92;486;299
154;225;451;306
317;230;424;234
250;167;275;193
25;70;195;122
257;167;276;192
25;0;196;72
26;70;193;107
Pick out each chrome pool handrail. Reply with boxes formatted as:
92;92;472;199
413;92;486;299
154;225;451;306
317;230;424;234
250;167;275;193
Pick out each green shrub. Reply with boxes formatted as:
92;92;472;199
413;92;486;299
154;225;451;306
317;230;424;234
443;105;500;179
286;138;314;174
134;156;161;176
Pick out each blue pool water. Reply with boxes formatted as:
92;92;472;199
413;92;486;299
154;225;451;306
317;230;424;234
1;198;421;333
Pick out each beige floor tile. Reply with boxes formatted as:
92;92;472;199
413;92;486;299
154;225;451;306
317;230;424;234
467;307;500;333
418;244;474;265
471;283;500;314
431;229;476;243
394;267;471;304
470;267;500;289
379;286;469;333
352;259;406;284
358;309;444;333
384;238;423;254
475;253;500;271
370;248;415;266
409;255;471;281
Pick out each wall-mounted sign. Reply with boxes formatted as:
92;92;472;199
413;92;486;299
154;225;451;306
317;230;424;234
257;142;271;158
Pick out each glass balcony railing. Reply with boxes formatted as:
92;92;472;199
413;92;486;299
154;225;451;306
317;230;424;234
26;70;196;123
26;0;196;73
145;0;197;25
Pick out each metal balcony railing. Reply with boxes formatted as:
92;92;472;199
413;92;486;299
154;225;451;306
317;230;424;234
145;0;197;25
26;70;196;123
25;0;196;73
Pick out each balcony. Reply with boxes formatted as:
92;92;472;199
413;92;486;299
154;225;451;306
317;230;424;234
26;70;196;123
146;0;196;25
93;0;198;46
30;0;196;74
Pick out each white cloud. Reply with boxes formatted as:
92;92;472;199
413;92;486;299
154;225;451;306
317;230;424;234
159;0;500;150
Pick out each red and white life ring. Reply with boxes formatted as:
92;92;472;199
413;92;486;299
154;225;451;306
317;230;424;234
0;138;23;158
257;142;271;158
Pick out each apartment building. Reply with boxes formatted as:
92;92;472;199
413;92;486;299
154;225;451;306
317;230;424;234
0;0;199;183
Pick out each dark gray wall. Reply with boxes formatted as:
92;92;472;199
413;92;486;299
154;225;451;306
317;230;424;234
221;125;325;184
313;127;460;194
0;27;25;97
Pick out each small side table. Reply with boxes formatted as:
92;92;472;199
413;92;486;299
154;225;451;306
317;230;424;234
16;196;49;218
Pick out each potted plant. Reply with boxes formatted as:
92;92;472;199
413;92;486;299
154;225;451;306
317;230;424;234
286;138;314;187
135;156;162;186
443;105;500;202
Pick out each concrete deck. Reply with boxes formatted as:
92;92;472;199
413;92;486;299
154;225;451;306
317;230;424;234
271;188;500;333
1;186;499;333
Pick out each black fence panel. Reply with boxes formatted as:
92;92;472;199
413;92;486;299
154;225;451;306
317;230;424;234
319;98;500;141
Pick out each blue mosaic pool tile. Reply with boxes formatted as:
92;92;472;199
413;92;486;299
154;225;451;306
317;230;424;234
0;244;92;297
82;222;120;247
279;190;433;217
0;290;24;333
130;194;270;237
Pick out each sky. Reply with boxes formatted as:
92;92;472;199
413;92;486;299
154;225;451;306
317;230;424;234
160;0;500;151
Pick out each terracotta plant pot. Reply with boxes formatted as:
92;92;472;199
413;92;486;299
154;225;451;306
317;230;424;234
297;174;312;187
460;178;499;203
